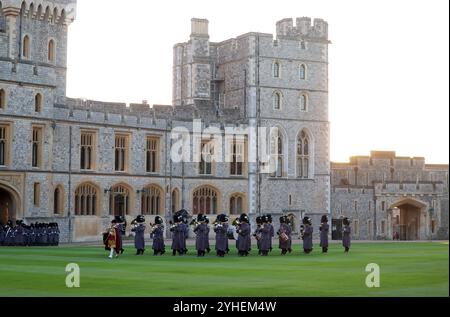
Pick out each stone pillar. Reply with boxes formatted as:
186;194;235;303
3;7;20;59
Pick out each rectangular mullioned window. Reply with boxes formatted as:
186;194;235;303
114;134;129;172
32;126;43;168
80;131;96;170
146;136;160;173
199;140;213;175
0;124;10;166
230;140;245;176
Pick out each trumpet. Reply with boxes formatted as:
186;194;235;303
189;219;200;227
232;218;241;227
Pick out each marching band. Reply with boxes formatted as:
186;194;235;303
100;211;353;258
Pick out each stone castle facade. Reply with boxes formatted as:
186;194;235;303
0;0;447;242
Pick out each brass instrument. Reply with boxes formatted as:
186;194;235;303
232;217;241;227
190;218;200;227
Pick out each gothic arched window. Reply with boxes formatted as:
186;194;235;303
193;186;219;215
109;184;131;216
141;185;163;215
273;61;280;78
297;130;310;178
273;91;282;110
75;183;98;216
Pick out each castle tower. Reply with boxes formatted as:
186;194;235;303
173;18;211;107
0;0;76;105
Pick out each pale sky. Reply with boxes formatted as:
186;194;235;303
66;0;449;164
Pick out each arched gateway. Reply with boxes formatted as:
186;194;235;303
390;198;428;241
0;183;21;224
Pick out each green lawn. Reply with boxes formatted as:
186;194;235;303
0;242;448;297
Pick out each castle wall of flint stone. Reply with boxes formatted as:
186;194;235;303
1;3;448;242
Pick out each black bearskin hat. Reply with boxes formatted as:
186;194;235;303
114;215;125;223
302;216;312;225
266;214;273;223
155;216;163;225
262;215;269;223
343;217;350;226
256;216;263;225
321;215;329;223
136;215;145;223
217;214;228;223
239;213;249;223
279;216;287;224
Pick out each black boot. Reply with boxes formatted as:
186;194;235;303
322;247;328;253
172;250;177;256
161;249;165;255
281;249;287;255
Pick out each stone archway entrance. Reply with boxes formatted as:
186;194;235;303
390;198;426;241
0;186;17;224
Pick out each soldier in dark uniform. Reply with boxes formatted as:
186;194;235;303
0;222;5;246
131;215;146;255
342;217;351;253
42;223;49;246
253;216;263;255
29;223;35;246
214;214;229;257
54;223;60;246
302;217;313;254
277;215;292;255
4;220;13;246
171;215;185;256
319;215;329;253
151;216;165;255
236;214;251;256
266;214;274;252
115;216;126;254
205;217;211;254
259;216;272;256
194;214;209;257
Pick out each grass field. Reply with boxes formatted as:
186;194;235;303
0;242;448;297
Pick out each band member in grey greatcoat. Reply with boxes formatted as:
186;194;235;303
214;214;229;257
277;216;292;255
253;216;263;255
342;217;351;253
302;217;313;254
131;215;146;255
267;214;274;252
259;216;272;256
236;214;251;256
171;215;186;256
194;214;210;257
319;215;329;253
151;216;165;255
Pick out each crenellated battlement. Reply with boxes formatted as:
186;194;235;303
276;17;328;41
0;0;76;25
59;98;242;126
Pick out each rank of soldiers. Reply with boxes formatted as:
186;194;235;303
102;211;352;259
0;220;60;246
